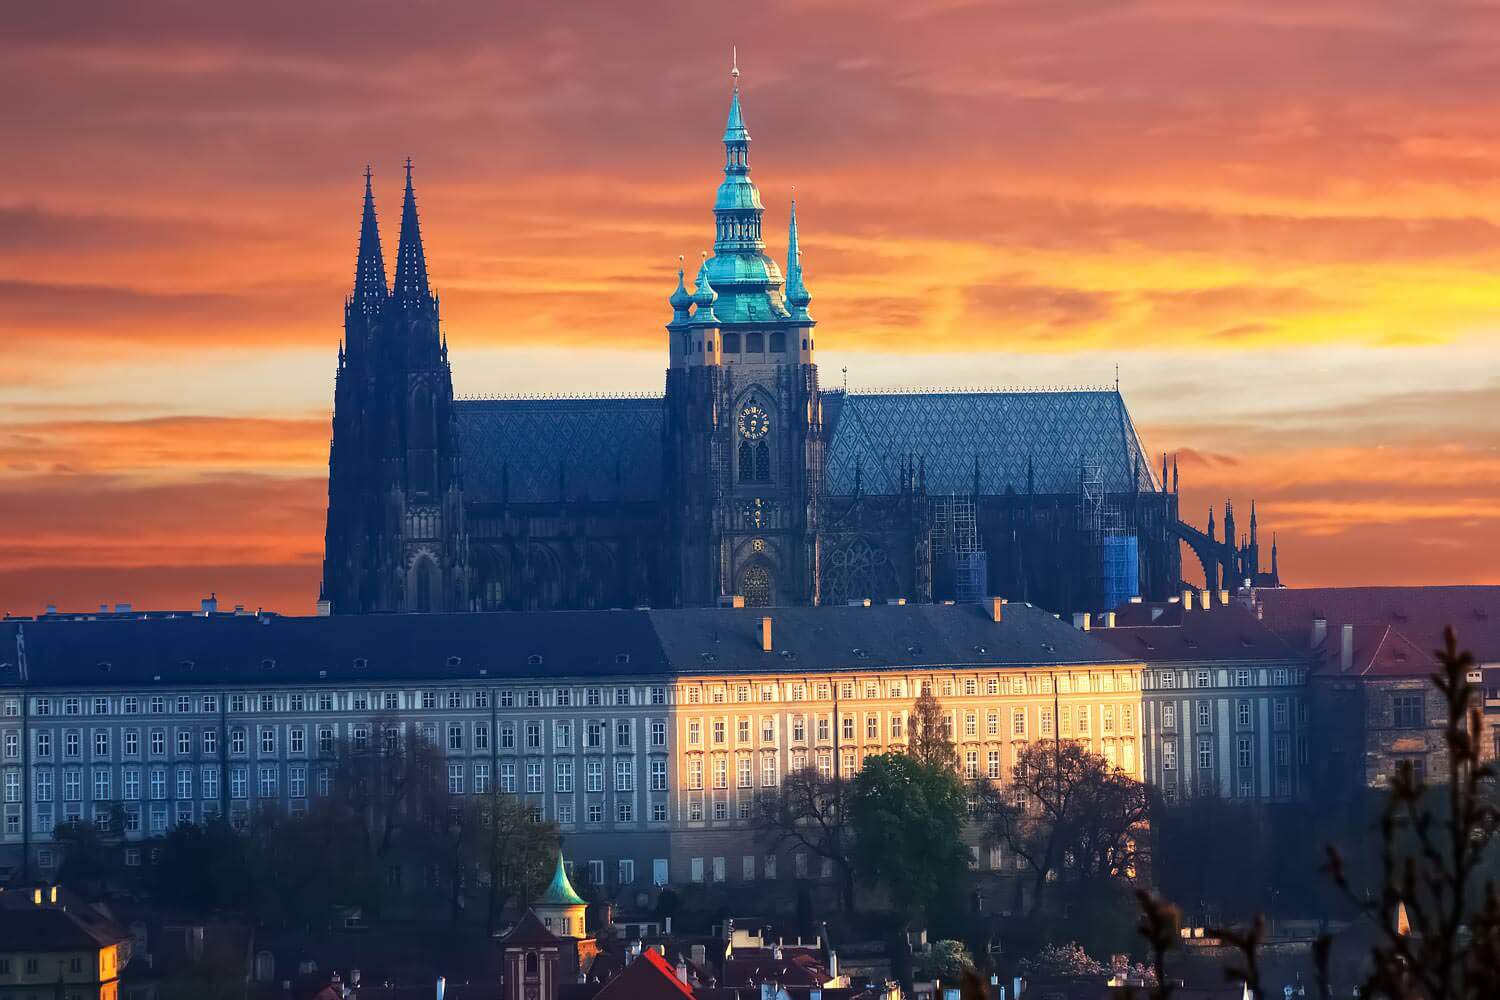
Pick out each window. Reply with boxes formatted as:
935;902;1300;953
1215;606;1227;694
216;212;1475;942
987;750;1000;779
526;723;542;751
713;720;726;745
150;768;166;800
448;763;464;795
1196;702;1211;730
1235;669;1252;687
1197;736;1213;770
1012;709;1026;737
1237;736;1253;769
526;761;543;793
230;767;246;799
259;694;274;712
587;759;604;792
150;730;166;756
650;758;667;791
687;758;703;790
1162;704;1176;728
586;721;603;750
616;721;632;749
737;755;752;788
500;724;516;750
475;724;490;751
1237;701;1252;728
615;759;634;792
175;729;190;755
176;767;192;799
448;724;463;751
1395;755;1426;785
1196;670;1212;688
3;732;15;760
713;756;728;789
650;720;667;748
1102;707;1115;734
615;687;631;706
202;767;218;800
500;762;516;793
617;800;634;823
964;751;978;779
761;755;777;787
739;718;752;743
1162;741;1177;771
891;714;904;739
259;765;278;797
473;763;490;794
963;713;976;738
260;728;276;754
651;686;667;705
687;721;701;747
866;715;878;739
525;689;541;708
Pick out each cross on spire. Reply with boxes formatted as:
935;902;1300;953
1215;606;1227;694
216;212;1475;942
393;156;430;304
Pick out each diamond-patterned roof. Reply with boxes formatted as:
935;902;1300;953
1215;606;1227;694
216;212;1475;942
454;397;663;503
823;389;1157;496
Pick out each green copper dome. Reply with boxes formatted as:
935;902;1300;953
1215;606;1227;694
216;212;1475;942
539;853;585;907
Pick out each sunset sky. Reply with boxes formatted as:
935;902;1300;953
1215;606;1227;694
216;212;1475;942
3;1;1498;615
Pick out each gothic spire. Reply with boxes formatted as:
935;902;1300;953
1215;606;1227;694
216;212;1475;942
1249;499;1258;545
393;157;431;304
1207;505;1216;542
352;165;387;310
1271;533;1279;579
1172;455;1179;494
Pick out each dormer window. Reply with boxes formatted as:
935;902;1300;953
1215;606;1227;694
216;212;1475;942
615;653;631;665
260;658;276;670
446;656;462;668
527;654;544;666
353;657;369;670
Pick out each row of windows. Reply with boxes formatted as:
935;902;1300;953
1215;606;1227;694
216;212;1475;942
9;718;668;762
10;757;671;807
1158;733;1296;771
1157;698;1299;731
17;685;672;718
1154;667;1298;690
678;671;1139;705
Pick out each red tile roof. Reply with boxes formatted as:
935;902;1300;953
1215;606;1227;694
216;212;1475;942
1254;586;1500;662
592;948;695;1000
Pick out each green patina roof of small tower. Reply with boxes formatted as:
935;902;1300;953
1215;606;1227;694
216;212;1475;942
539;853;585;907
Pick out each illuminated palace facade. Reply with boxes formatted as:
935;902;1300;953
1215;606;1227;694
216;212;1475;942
1;599;1313;892
319;69;1280;619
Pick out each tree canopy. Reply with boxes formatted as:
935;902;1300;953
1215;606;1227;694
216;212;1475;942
848;752;970;921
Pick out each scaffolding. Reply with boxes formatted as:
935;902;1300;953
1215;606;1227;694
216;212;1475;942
933;494;988;603
1079;460;1138;610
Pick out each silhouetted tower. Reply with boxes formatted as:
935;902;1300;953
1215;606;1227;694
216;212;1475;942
321;163;469;613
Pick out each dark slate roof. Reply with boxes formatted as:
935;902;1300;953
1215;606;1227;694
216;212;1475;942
454;397;664;504
2;604;1132;691
822;389;1157;496
1090;601;1302;663
646;602;1133;672
1252;586;1500;663
0;611;670;689
0;905;128;952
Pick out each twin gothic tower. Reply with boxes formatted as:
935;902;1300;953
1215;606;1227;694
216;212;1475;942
321;75;824;613
321;163;470;614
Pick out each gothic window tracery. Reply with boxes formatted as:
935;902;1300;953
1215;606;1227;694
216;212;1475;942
754;442;770;482
821;538;897;605
739;441;754;482
740;564;772;607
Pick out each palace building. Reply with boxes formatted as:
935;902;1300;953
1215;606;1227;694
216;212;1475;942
0;601;1147;891
319;64;1278;618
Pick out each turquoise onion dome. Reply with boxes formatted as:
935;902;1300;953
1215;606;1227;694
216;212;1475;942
668;258;693;324
692;254;720;325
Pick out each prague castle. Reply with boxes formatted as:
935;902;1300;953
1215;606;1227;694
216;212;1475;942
320;63;1277;619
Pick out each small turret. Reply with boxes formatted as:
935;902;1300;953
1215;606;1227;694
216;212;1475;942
785;196;813;321
668;255;693;326
1207;505;1216;543
692;253;720;326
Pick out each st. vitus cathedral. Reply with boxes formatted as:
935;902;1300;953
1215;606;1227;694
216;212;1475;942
321;68;1278;617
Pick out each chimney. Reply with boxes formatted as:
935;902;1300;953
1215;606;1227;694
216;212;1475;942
1072;612;1091;631
1101;611;1117;629
718;594;746;608
828;950;839;979
201;593;218;614
690;944;706;967
1340;624;1354;672
1218;589;1230;606
100;604;109;614
435;976;445;1000
115;602;132;613
886;597;907;606
316;598;331;617
676;960;690;985
1199;589;1211;609
44;604;57;615
1311;618;1328;648
988;597;1004;623
1181;589;1194;610
760;616;773;652
50;885;58;903
845;598;871;607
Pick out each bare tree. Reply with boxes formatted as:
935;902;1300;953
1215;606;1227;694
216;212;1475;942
757;765;856;911
975;740;1150;915
461;790;559;933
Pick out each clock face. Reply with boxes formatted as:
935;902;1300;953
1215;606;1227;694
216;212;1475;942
738;403;771;441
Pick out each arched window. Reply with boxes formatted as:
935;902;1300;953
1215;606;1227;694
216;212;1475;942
723;332;740;353
524;951;539;977
770;331;786;353
747;332;764;353
415;560;433;613
741;564;772;607
739;441;754;482
754;442;770;482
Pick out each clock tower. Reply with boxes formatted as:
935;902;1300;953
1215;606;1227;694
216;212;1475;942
663;57;823;607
